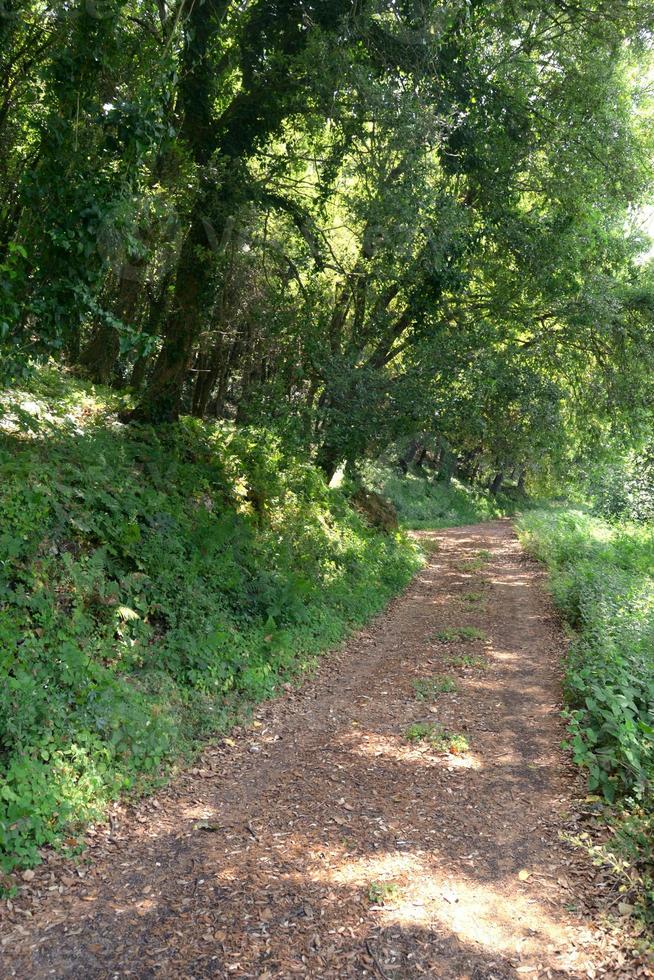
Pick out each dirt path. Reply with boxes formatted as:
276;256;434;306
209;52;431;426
0;521;639;978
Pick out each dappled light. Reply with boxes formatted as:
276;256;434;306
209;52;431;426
2;0;654;973
304;850;588;971
2;520;629;978
341;730;483;771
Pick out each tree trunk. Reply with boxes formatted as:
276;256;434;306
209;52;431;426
397;438;421;472
490;470;504;495
192;338;225;418
128;0;231;422
80;259;145;384
79;320;121;385
437;442;456;485
315;441;342;483
129;207;213;421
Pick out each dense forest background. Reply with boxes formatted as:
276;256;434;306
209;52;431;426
2;0;654;491
2;0;654;924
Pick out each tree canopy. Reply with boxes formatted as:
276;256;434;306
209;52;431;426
2;0;654;487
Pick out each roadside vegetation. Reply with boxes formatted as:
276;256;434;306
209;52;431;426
518;499;654;923
362;463;519;529
0;370;421;873
2;0;654;927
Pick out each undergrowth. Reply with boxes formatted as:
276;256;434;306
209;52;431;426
517;508;654;922
362;463;520;529
0;368;421;873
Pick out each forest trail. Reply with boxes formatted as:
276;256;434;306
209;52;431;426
1;521;627;978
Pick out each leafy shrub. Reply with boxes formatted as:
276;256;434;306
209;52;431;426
361;463;518;529
0;369;422;870
519;507;654;926
589;451;654;524
518;509;654;801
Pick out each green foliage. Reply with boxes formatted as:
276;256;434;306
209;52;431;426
3;0;654;486
363;465;517;530
462;591;485;604
0;370;421;871
404;722;469;754
367;881;401;905
519;506;654;929
518;509;654;801
445;654;488;671
588;449;654;524
607;803;654;923
413;676;457;700
0;244;29;385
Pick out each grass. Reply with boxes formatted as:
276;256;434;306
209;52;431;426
0;367;422;873
461;591;485;604
413;675;458;699
457;557;487;573
361;463;520;530
445;653;488;670
432;626;487;643
517;507;654;922
405;722;470;754
367;881;401;904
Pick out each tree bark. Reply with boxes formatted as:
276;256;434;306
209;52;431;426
315;441;342;483
79;321;121;385
80;258;146;384
490;470;504;495
129;207;213;421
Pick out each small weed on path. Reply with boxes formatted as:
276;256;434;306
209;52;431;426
457;551;492;573
367;881;401;905
462;591;485;604
405;722;470;754
446;653;487;670
433;626;486;643
413;676;457;699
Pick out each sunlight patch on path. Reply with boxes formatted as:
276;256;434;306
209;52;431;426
306;850;593;974
340;730;483;770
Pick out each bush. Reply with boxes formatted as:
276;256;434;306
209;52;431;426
362;463;518;529
589;451;654;524
518;509;654;801
0;368;422;871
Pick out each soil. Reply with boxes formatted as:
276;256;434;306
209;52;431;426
0;520;650;978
